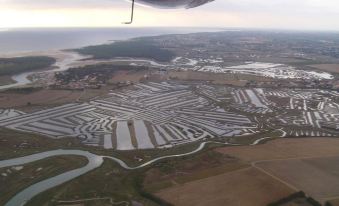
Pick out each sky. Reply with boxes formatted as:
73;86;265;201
0;0;339;30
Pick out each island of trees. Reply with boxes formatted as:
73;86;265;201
0;56;56;76
75;39;175;62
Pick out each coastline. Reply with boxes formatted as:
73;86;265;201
0;50;87;90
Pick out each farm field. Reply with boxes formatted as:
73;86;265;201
0;87;113;111
216;138;339;162
256;156;339;203
0;89;83;110
216;138;339;204
143;150;249;192
152;138;339;206
155;167;294;206
309;64;339;74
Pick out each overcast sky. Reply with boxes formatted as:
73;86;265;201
1;0;339;30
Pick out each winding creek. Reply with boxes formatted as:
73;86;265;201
0;71;35;90
1;150;103;206
0;141;244;206
0;134;274;206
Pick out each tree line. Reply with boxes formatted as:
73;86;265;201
0;56;56;76
75;39;175;62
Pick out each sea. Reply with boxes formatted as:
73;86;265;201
0;27;221;55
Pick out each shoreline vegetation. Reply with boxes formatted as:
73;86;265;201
75;39;176;62
0;56;56;76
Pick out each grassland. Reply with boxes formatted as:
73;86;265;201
143;150;248;193
0;128;83;160
0;86;113;112
0;155;88;206
91;140;222;168
25;160;162;206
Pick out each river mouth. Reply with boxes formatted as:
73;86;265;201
0;51;86;91
0;51;167;91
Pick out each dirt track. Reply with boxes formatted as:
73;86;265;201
255;156;339;202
